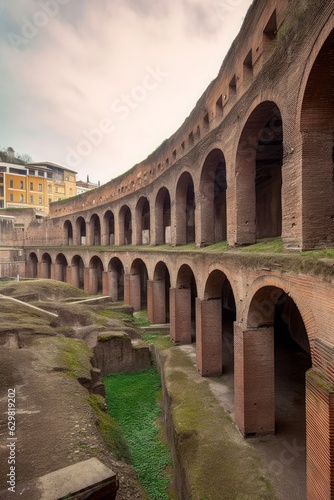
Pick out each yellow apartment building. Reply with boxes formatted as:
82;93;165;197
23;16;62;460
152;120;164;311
0;162;77;213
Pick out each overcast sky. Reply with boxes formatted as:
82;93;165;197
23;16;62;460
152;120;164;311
0;0;253;185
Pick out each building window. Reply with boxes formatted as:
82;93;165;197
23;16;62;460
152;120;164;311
48;184;52;193
20;194;24;203
30;195;34;204
38;183;42;192
19;180;24;189
48;197;52;204
0;176;3;183
65;175;69;181
10;193;14;202
29;169;35;176
30;182;33;190
9;180;13;188
38;171;44;177
38;196;42;204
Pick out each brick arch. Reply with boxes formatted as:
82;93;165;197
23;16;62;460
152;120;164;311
198;148;227;246
64;220;73;246
108;256;124;301
128;258;148;311
234;100;283;245
40;252;52;279
196;269;237;376
154;187;171;245
135;196;150;245
119;205;132;245
75;216;87;246
148;261;171;324
170;263;197;344
71;254;85;289
88;213;101;246
174;171;196;245
297;21;334;249
102;210;115;246
245;275;317;345
55;253;68;283
88;255;104;294
27;252;38;278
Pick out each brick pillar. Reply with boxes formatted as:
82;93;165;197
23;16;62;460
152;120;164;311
234;323;275;435
302;131;334;249
65;265;71;285
50;263;56;280
88;267;98;294
196;298;222;376
147;280;166;324
86;221;94;246
233;155;256;246
102;271;109;295
195;192;214;247
170;288;192;344
108;269;119;301
71;264;79;288
306;369;334;500
127;273;141;311
123;273;131;305
84;267;90;293
37;262;42;279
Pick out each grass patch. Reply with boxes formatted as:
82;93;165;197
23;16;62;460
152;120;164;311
237;237;284;254
133;310;151;327
87;394;131;462
143;333;173;350
57;337;91;378
104;367;172;499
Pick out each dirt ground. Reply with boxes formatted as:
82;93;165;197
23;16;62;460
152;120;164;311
0;281;145;499
0;280;308;499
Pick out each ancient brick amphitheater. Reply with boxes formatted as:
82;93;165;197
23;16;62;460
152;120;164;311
2;1;334;498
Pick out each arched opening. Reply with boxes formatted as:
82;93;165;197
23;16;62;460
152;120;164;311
41;253;52;279
300;29;334;248
102;210;115;245
108;257;124;302
119;205;132;245
175;172;195;245
155;187;171;245
89;214;101;246
27;252;38;278
130;258;148;311
64;220;73;246
235;102;283;244
71;255;85;289
135;197;150;245
151;261;171;323
76;216;86;246
172;264;197;343
89;256;104;294
55;254;68;283
198;270;236;377
238;287;312;499
199;149;227;246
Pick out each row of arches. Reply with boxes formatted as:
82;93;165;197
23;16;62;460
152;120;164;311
27;250;313;495
63;103;283;248
59;25;334;251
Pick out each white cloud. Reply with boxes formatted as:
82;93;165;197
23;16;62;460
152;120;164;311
0;0;253;184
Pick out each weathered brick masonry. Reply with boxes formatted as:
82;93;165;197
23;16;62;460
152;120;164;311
3;1;334;498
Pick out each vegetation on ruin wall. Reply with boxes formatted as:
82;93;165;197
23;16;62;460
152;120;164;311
104;367;173;500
